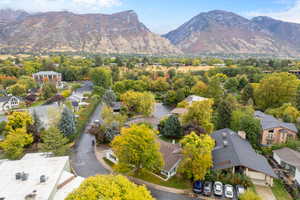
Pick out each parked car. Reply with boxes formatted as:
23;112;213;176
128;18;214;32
224;184;234;199
236;185;245;197
203;181;213;196
193;180;204;194
213;181;223;196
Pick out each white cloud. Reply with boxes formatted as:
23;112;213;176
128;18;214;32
246;0;300;23
0;0;122;13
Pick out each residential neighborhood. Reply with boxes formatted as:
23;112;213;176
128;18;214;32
1;55;300;200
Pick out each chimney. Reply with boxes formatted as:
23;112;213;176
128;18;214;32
223;140;228;147
238;131;246;140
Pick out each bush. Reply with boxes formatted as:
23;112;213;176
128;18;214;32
205;170;253;188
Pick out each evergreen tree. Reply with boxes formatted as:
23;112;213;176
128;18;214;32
59;107;76;138
32;110;43;143
241;84;254;104
102;90;116;107
40;127;69;156
216;95;238;129
161;115;183;139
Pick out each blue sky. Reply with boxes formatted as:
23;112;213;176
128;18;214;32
0;0;300;34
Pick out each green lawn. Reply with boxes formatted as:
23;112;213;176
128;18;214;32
272;179;293;200
130;170;192;190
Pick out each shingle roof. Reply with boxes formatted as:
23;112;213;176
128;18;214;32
273;147;300;168
158;139;182;171
212;128;277;178
254;111;298;132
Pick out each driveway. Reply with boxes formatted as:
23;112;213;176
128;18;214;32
70;103;195;200
256;185;276;200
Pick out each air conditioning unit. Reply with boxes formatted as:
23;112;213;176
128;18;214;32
15;172;21;180
21;172;28;181
40;175;46;183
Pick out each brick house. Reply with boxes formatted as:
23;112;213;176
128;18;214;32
254;111;298;146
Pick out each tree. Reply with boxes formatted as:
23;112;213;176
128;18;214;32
7;84;27;96
266;103;300;123
121;91;155;117
40;127;69;156
0;128;33;159
224;77;239;93
94;56;103;66
160;115;183;139
31;110;43;143
102;90;116;107
111;124;163;172
41;82;57;100
254;72;300;110
230;109;261;149
66;175;154;200
241;84;254;104
58;107;76;138
179;132;215;180
182;99;214;134
206;78;224;103
191;81;208;96
216;94;238;129
239;189;262;200
6;111;33;132
90;67;112;89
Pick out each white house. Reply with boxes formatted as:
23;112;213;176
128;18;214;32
0;96;22;112
273;148;300;184
106;139;182;180
0;152;84;200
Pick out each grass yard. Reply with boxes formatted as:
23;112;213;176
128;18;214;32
272;179;293;200
130;170;192;190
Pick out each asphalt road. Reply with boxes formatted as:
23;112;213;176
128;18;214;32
70;103;195;200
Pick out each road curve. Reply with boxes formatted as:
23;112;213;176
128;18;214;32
70;104;195;200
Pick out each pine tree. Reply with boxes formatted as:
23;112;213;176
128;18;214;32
161;115;183;139
40;127;69;156
32;110;43;143
59;107;76;138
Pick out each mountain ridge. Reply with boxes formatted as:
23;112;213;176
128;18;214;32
0;9;181;55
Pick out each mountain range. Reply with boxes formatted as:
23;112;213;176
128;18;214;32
0;9;300;57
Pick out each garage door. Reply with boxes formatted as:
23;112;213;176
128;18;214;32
247;171;266;180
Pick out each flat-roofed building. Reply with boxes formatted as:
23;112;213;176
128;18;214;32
0;152;84;200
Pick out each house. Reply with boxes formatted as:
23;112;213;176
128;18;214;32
32;71;63;88
212;128;277;186
0;152;84;200
254;111;298;146
0;96;22;112
106;139;182;180
170;95;209;115
273;148;300;184
158;139;182;179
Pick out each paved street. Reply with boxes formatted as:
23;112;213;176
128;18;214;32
71;104;110;177
70;103;195;200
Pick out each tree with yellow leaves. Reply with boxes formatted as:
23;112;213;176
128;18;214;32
5;111;33;132
182;99;214;134
66;175;155;200
179;132;215;181
111;124;163;172
0;128;33;159
191;80;208;96
121;91;155;117
239;189;262;200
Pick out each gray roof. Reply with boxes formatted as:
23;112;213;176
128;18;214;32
254;111;298;132
33;71;61;76
273;147;300;169
0;96;11;103
158;139;182;171
212;128;277;178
